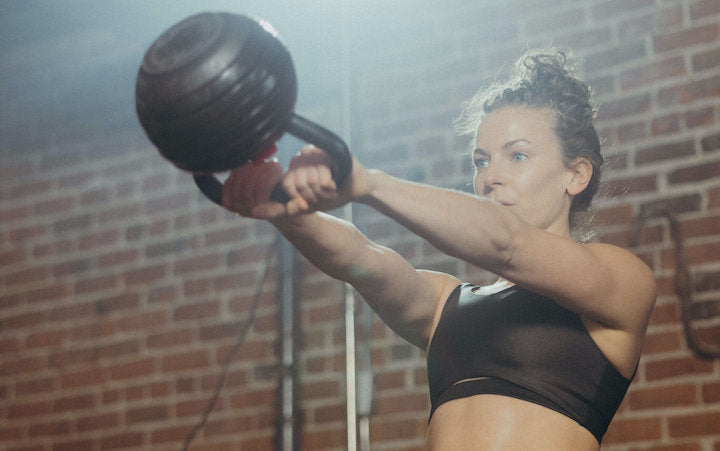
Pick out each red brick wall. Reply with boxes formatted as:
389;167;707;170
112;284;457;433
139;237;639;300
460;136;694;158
1;1;719;450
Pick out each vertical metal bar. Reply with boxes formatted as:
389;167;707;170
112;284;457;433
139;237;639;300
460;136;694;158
341;1;358;449
278;236;298;450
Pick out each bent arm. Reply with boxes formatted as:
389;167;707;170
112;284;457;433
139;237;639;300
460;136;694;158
359;170;656;332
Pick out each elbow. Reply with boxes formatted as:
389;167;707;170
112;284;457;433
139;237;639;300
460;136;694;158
488;209;523;273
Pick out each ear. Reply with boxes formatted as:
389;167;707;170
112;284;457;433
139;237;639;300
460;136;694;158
566;158;592;196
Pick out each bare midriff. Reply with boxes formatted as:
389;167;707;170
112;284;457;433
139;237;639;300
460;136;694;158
426;391;600;451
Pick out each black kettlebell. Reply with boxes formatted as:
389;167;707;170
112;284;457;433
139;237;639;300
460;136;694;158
135;12;352;205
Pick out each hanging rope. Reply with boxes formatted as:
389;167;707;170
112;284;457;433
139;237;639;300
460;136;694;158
631;203;720;359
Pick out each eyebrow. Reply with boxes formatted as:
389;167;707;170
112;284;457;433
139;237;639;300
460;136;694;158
473;139;532;157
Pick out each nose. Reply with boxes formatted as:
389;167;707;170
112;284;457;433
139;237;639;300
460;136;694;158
477;163;505;195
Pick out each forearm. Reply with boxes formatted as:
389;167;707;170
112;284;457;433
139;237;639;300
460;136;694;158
358;170;519;272
270;212;378;285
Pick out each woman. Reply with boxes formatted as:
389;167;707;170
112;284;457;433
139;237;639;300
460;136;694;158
222;49;657;450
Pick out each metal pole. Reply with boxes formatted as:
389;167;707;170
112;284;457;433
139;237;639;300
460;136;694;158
278;236;299;451
341;1;358;449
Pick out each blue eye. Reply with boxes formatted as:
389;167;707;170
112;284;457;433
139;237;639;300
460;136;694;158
474;158;489;168
512;152;528;162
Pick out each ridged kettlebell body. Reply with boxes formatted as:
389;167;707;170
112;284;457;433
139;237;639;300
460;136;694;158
135;12;297;173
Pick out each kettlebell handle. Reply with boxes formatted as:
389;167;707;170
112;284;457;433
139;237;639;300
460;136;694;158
193;113;353;206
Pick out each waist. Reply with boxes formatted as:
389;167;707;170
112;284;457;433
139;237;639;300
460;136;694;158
430;377;605;444
428;382;599;451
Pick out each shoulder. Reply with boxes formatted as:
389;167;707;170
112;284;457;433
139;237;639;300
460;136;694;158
583;242;657;328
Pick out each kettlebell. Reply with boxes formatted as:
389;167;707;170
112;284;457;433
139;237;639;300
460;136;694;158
135;12;352;205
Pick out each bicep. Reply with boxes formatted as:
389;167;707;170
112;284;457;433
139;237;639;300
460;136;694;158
349;243;459;349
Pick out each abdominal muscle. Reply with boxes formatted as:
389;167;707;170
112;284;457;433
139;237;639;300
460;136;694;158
426;385;599;451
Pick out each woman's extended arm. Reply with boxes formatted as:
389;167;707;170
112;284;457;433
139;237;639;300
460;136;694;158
222;155;458;349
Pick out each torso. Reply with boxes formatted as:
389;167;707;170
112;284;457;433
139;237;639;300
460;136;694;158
426;393;599;451
424;281;639;448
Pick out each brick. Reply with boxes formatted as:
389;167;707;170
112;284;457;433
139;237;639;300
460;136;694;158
54;393;95;412
26;284;69;303
694;269;720;292
5;266;51;286
95;293;140;314
654;24;719;53
644;325;680;351
645;357;715;381
703;380;720;403
628;383;697;409
629;443;701;451
658;75;720;106
652;114;682;136
161;350;210;372
375;392;429;415
620;56;686;90
28;420;72;437
80;187;111;205
123;264;166;285
617;121;647;143
75;274;118;294
603;417;662;443
145;192;192;213
702;132;720;153
690;0;720;20
53;258;92;277
98;203;143;224
34;196;76;216
0;205;32;222
172;254;221;275
99;432;143;450
150;425;191;444
601;174;657;197
8;224;47;242
147;329;194;348
635;139;695;166
15;377;55;396
53;214;92;233
142;172;171;193
591;0;654;20
370;417;422;441
667;160;720;185
52;439;96;451
302;427;346;449
97;339;140;360
640;193;702;216
686;106;715;128
145;238;192;257
76;413;118;431
0;356;46;376
693;47;720;72
48;346;97;369
25;330;68;349
597;93;651;121
205;227;248;246
174;301;220;321
97;249;138;267
8;399;54;419
126;405;167;424
668;411;720;437
229;387;276;409
109;358;156;380
60;367;107;389
585;40;648;74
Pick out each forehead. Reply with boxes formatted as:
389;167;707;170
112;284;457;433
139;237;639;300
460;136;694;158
475;107;558;147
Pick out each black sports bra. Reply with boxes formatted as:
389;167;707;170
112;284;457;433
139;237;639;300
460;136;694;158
426;283;633;444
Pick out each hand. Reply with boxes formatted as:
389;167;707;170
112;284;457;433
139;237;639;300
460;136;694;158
222;145;349;219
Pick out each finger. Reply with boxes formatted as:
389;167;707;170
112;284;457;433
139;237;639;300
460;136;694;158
223;163;254;214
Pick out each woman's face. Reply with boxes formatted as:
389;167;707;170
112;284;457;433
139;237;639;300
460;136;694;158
473;106;575;236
